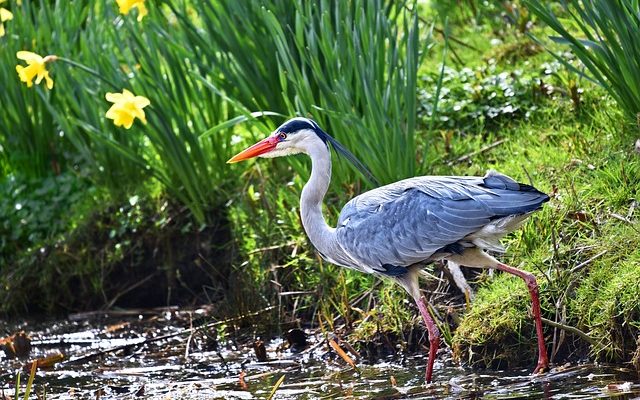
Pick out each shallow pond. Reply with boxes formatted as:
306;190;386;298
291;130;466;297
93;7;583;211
1;308;639;399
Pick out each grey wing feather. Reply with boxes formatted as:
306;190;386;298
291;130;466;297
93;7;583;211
335;171;548;274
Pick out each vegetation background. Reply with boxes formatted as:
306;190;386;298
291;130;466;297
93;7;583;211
0;0;638;372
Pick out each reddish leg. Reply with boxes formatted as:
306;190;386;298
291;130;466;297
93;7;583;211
415;295;440;383
495;262;549;374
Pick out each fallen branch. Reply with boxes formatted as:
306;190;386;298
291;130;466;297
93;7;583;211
541;317;596;345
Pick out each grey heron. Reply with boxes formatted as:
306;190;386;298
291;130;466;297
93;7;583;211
228;117;550;383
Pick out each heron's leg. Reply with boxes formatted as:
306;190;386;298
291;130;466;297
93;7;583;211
415;295;440;383
495;262;549;373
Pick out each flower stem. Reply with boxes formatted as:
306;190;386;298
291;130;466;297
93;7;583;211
56;57;120;90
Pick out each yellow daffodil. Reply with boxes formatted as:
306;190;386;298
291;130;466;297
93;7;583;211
0;0;13;37
16;51;56;89
105;89;150;129
116;0;147;21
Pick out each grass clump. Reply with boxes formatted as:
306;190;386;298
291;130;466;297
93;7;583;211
452;274;545;369
449;87;639;368
569;225;640;363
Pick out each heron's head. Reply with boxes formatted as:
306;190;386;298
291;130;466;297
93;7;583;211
227;117;325;163
227;117;379;185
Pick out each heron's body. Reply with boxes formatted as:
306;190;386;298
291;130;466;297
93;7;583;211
229;117;550;383
324;173;546;276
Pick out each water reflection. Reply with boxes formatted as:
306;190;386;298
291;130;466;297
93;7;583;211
1;313;638;399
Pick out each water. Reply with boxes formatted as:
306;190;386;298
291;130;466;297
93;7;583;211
1;309;639;399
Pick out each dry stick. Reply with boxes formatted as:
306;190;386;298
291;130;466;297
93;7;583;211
60;306;275;366
569;250;607;274
610;213;640;233
184;312;194;360
541;317;596;345
247;241;297;255
449;139;508;165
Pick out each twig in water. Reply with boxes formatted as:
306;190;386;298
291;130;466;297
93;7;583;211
184;312;194;360
328;338;358;372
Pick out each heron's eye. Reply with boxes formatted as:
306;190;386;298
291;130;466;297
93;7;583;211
278;132;287;141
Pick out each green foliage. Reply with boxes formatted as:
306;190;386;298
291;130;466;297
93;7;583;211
527;0;640;133
419;59;586;133
2;0;274;222
0;172;90;265
263;0;431;184
0;191;232;314
0;0;90;179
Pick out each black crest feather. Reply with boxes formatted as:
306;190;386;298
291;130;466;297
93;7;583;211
279;118;379;186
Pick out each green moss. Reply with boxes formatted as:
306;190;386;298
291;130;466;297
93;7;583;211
452;273;547;369
569;227;640;362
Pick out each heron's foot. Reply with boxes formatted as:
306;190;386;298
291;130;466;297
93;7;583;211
532;360;549;375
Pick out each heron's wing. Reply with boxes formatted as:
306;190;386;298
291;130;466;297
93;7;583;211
335;171;548;274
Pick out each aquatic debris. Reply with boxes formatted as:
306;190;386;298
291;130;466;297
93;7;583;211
328;338;358;371
253;340;268;362
239;371;248;390
28;351;64;369
0;331;31;358
604;381;633;394
285;328;307;351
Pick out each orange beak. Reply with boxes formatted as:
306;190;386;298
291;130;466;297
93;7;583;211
227;135;279;163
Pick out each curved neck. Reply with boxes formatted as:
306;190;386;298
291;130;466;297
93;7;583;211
300;142;335;257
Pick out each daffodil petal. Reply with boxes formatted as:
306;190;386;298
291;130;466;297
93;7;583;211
0;8;12;22
116;0;132;14
105;104;120;119
133;96;150;108
123;117;135;129
121;89;135;99
0;23;4;37
137;2;147;21
16;51;43;63
44;72;53;89
106;92;124;103
15;65;26;82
